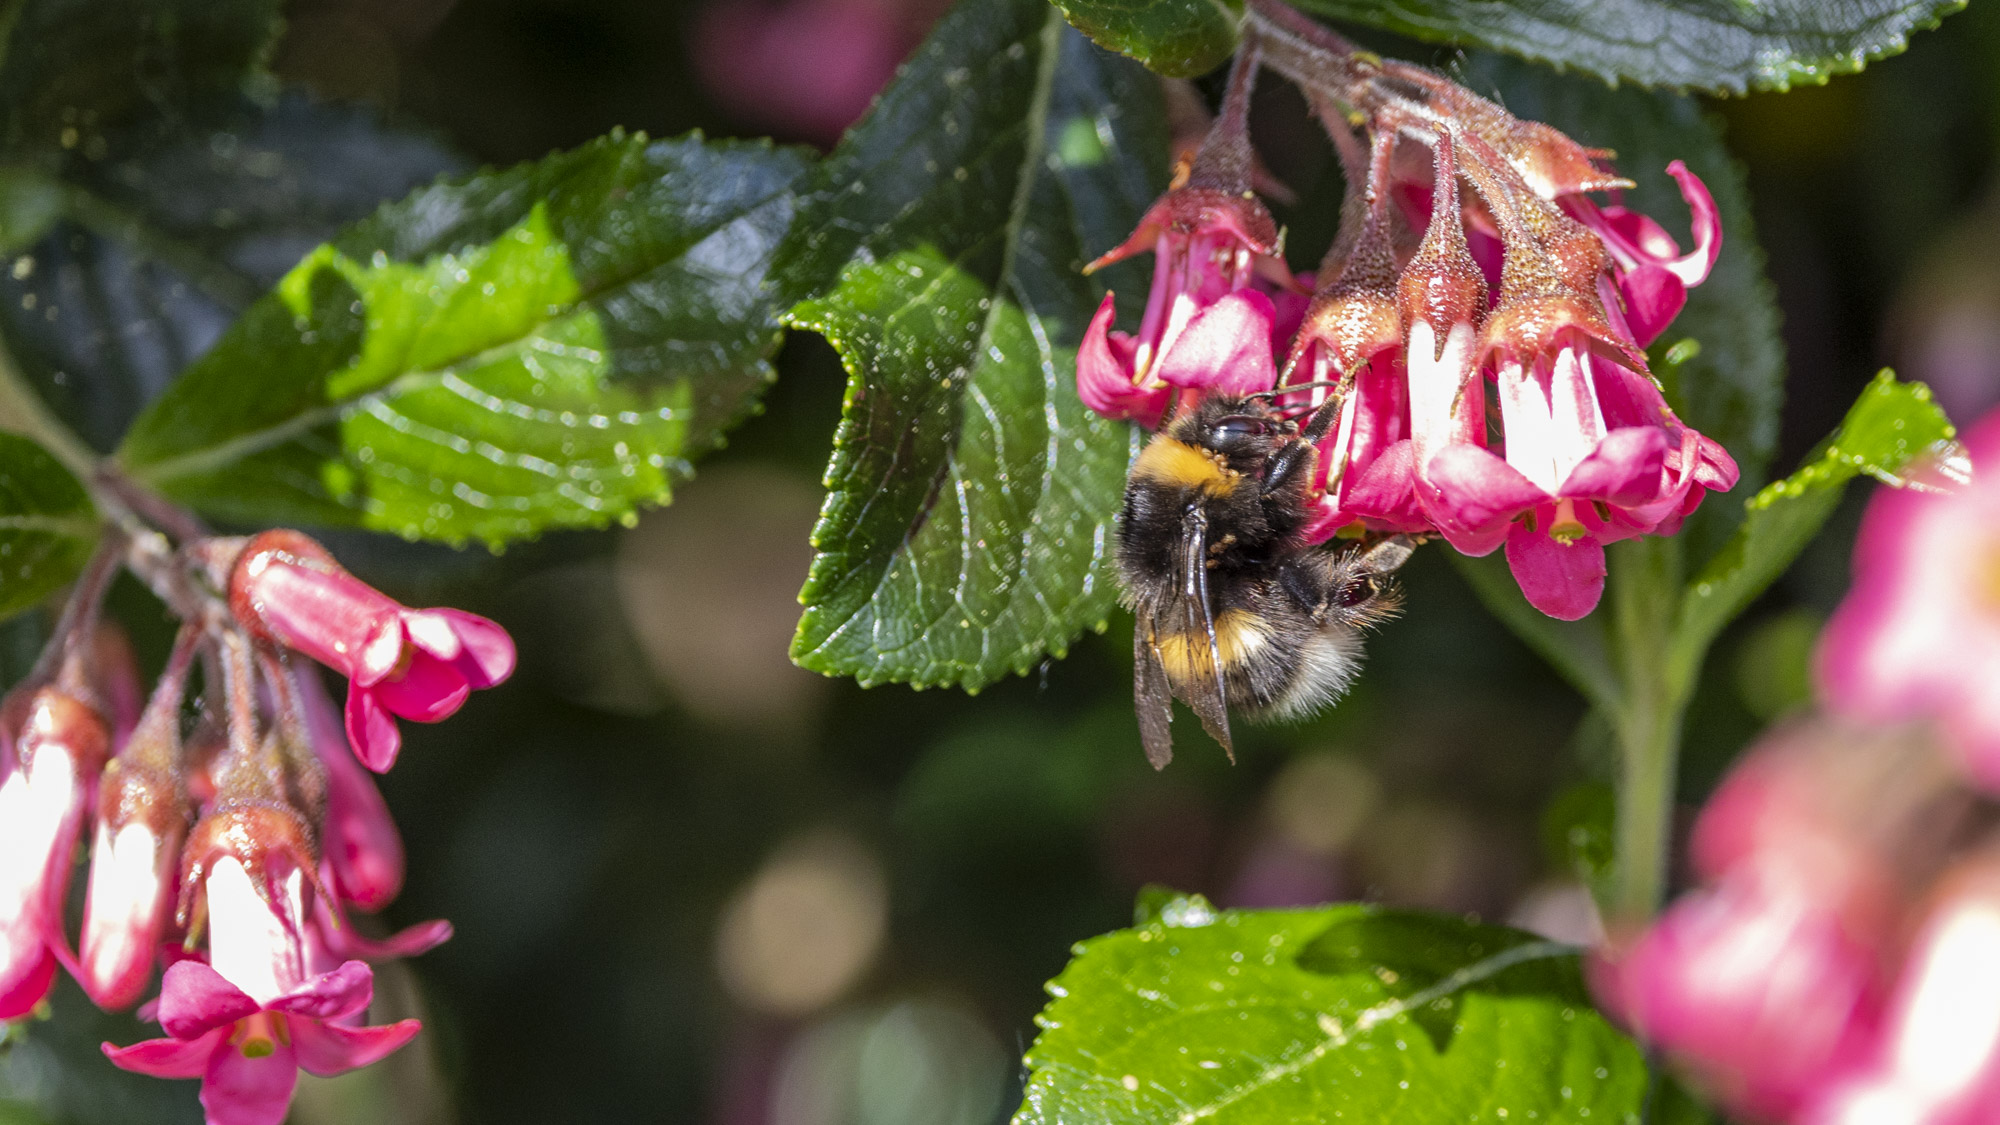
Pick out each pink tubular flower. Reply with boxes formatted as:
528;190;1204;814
228;530;516;772
1590;720;1977;1124
104;958;418;1125
113;811;423;1125
1816;408;1998;789
79;634;195;1012
1592;734;1893;1120
296;666;405;911
0;687;111;1019
78;756;184;1011
1078;188;1295;427
1415;134;1738;619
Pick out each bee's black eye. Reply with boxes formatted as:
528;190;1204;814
1212;417;1269;442
1335;576;1378;607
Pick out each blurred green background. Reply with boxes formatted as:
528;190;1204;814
5;1;2000;1122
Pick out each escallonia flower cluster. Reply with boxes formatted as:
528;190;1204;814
1591;413;1994;1125
0;483;512;1125
1077;0;1736;620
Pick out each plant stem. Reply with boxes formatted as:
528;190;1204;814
0;331;96;477
1608;536;1690;921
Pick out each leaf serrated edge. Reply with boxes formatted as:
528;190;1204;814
1306;0;1967;96
787;4;1096;693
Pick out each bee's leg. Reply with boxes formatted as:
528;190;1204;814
1259;394;1343;497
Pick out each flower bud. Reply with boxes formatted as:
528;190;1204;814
180;805;322;1006
229;529;515;771
296;667;403;911
78;756;186;1011
1817;409;2000;794
0;686;111;1018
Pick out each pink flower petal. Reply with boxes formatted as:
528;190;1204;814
1617;264;1687;349
372;656;470;724
0;943;55;1020
344;687;403;774
1151;291;1279;397
1420;444;1548;556
1663;160;1722;286
269;961;374;1023
1691;433;1740;492
202;1033;299;1125
326;919;454;962
1340;440;1429;531
1505;523;1606;620
1076;293;1167;427
1560;426;1670;508
103;1028;227;1078
303;670;404;911
427;609;516;688
158;960;262;1040
291;1016;423;1077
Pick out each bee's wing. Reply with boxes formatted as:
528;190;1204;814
1172;506;1234;761
1133;624;1176;770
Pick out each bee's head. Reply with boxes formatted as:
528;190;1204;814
1171;395;1294;466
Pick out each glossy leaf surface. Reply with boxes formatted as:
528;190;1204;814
0;433;97;621
780;0;1165;690
117;132;810;547
1672;371;1957;676
1019;897;1645;1124
1046;0;1242;77
1290;0;1965;94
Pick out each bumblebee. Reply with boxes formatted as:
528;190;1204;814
1118;393;1414;767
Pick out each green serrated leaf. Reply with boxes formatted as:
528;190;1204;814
0;0;283;152
1047;0;1242;77
1289;0;1965;95
1671;370;1955;679
0;432;97;621
1019;902;1645;1125
116;132;811;547
778;0;1166;691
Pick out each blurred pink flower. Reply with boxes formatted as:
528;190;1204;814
229;530;515;772
692;0;922;144
1593;865;1887;1121
1807;859;2000;1125
1817;410;1997;788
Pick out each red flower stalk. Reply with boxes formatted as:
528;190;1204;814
228;530;515;772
